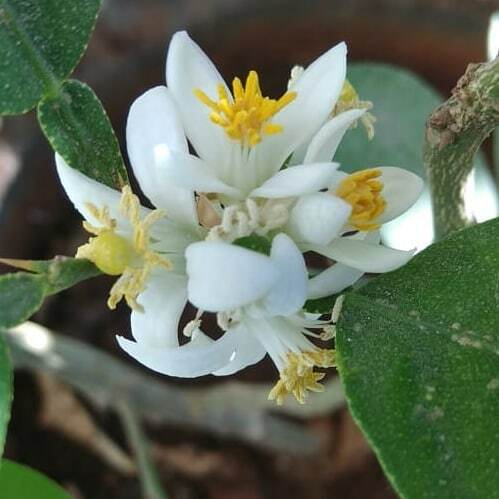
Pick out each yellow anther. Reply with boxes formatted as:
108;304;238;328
194;70;297;147
336;168;386;231
268;348;335;405
76;186;172;311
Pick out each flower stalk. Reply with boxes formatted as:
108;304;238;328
423;57;499;240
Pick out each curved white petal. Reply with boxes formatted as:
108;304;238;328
186;241;279;312
377;167;424;224
131;271;187;348
212;323;267;376
117;325;245;378
304;109;366;164
307;263;364;299
287;193;351;246
254;42;347;179
160;148;241;199
317;238;415;273
250;162;339;199
264;234;308;316
126;86;198;228
166;31;230;166
55;153;129;228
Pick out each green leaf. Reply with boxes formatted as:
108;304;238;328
38;80;128;188
336;218;499;499
233;234;272;255
0;273;45;329
0;336;12;456
0;256;100;295
0;0;100;115
0;257;100;328
0;460;70;498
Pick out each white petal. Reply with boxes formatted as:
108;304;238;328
254;42;347;178
116;325;245;378
166;31;230;165
287;193;351;246
131;271;187;348
160;148;242;199
212;322;267;376
250;162;339;199
186;241;279;312
264;234;308;315
126;86;198;228
55;153;128;227
318;238;415;273
377;167;424;224
303;109;366;164
307;263;364;299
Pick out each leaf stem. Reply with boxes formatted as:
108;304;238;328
117;401;169;499
423;57;499;240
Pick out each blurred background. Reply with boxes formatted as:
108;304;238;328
1;1;498;497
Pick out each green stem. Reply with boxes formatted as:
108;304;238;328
117;401;169;499
423;58;499;240
493;129;499;188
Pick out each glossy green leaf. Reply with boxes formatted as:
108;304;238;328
38;80;128;188
336;217;499;499
0;273;45;329
0;256;100;295
0;460;70;498
0;336;12;456
0;0;100;115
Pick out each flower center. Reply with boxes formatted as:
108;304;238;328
268;349;335;405
336;168;386;231
194;70;297;147
78;231;133;276
76;185;172;311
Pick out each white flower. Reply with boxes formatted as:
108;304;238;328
122;30;367;244
55;83;204;316
118;233;335;405
287;166;424;299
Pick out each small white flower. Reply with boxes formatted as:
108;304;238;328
287;166;424;299
55;83;204;318
125;30;360;233
118;233;335;405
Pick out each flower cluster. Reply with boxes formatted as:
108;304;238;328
56;31;423;405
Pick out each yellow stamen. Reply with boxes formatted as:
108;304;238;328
338;79;359;107
268;349;335;405
333;79;376;140
335;168;386;231
194;70;297;147
76;185;172;311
